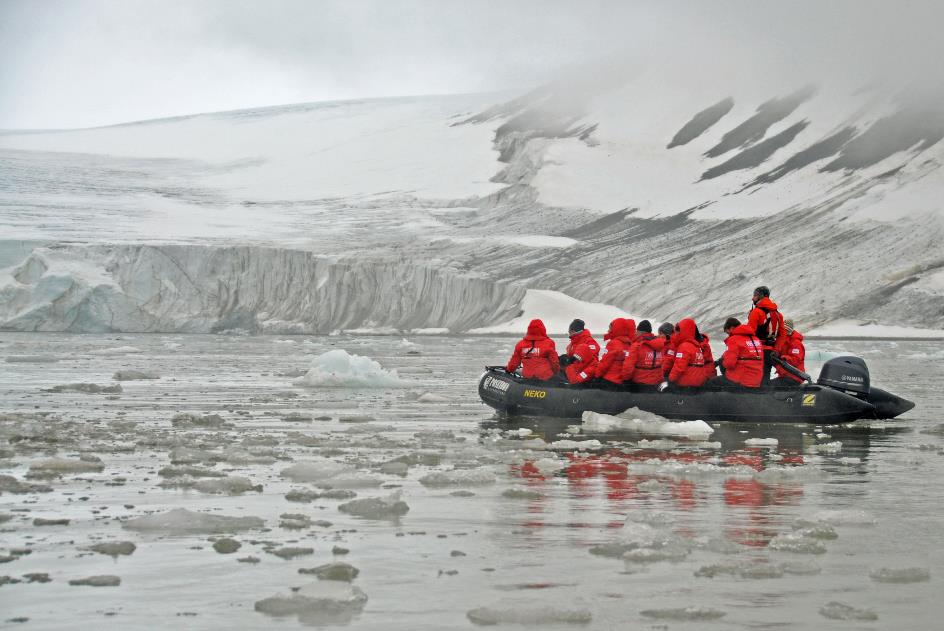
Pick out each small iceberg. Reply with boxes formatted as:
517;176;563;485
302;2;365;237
293;350;406;388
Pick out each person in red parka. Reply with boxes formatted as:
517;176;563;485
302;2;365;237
747;285;785;385
772;318;806;385
710;317;764;388
593;317;635;385
621;320;666;386
506;318;559;381
561;318;600;384
666;318;709;388
696;325;717;381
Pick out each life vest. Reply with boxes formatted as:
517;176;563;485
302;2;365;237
622;333;665;385
722;324;764;387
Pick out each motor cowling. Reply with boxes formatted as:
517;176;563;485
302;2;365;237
817;356;870;397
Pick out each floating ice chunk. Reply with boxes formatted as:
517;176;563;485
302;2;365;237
158;466;224;479
268;546;314;560
640;607;725;621
169;447;218;465
792;520;838;540
123;508;264;534
636;438;678;449
531;457;565;475
221;447;277;465
869;567;930;583
467;606;592;626
43;383;122;394
294;350;407;388
213;538;241;554
0;475;52;494
113;370;160;381
170;413;231;429
745;437;779;447
582;409;713;438
819;601;878;620
623;544;690;563
299;562;360;582
255;581;367;625
502;488;544;500
338;492;410;519
338;492;409;519
29;456;104;475
316;472;383;490
419;469;496;487
809;441;843;453
768;532;827;554
89;346;142;355
191;476;262;495
281;461;354;483
69;575;121;587
547;439;603;451
89;542;136;557
417;392;449;403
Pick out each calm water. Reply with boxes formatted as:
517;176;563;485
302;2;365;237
0;333;942;629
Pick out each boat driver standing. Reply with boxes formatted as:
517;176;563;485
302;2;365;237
747;286;786;386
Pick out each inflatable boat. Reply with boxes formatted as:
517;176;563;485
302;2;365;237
478;356;914;424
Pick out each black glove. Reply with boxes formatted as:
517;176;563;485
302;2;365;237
559;354;575;367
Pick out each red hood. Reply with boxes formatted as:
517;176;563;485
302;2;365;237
524;319;547;340
676;318;698;343
754;297;778;311
604;318;635;341
569;329;595;343
729;324;758;337
787;330;803;341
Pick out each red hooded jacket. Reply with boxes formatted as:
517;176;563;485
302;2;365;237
721;324;764;387
775;331;806;382
593;318;635;384
621;332;666;385
668;319;708;387
506;319;559;380
748;297;785;349
565;329;600;384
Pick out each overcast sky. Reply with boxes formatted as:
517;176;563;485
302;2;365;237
1;0;942;129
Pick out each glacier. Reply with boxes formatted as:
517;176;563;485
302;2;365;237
1;77;942;334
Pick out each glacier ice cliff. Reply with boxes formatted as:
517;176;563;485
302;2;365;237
0;244;525;333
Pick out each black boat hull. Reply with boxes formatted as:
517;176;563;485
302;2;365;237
478;369;888;424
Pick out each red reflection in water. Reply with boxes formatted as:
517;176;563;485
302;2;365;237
508;445;807;544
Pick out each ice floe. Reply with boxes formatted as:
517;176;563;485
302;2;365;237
582;409;714;438
123;508;264;534
294;349;407;388
869;567;931;583
255;581;368;625
338;492;409;519
466;606;592;626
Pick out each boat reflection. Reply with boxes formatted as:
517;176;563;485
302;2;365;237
481;415;908;546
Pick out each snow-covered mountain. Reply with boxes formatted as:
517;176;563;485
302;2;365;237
2;69;942;335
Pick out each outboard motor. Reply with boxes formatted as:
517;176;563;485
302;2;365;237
817;356;870;399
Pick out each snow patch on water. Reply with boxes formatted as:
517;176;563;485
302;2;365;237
293;350;407;388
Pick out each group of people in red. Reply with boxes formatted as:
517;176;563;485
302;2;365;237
505;286;806;390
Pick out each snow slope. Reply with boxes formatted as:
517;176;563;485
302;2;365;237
1;72;942;334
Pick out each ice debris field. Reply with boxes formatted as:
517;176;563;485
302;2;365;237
0;333;943;629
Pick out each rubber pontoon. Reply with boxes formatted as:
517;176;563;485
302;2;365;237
478;356;914;423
